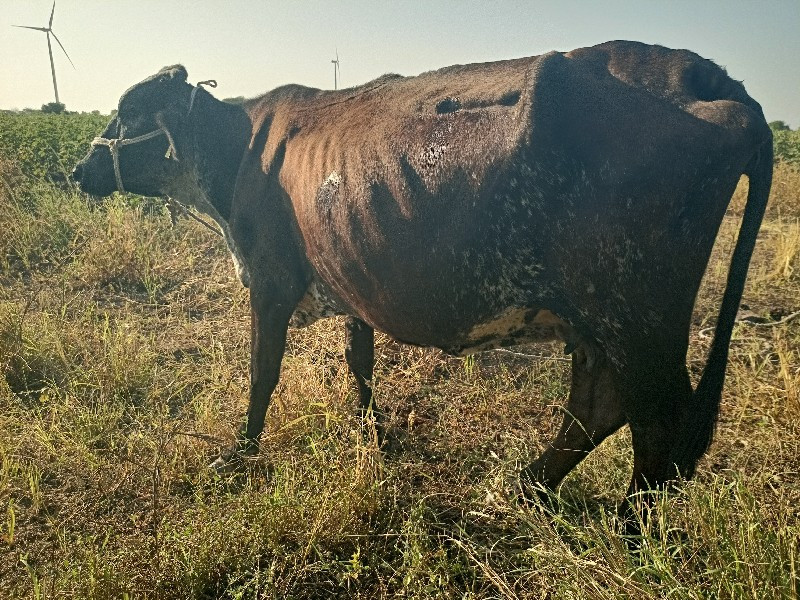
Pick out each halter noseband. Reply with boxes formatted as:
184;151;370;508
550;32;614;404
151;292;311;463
90;79;217;194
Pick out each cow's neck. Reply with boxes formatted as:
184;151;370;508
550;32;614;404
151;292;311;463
167;94;251;223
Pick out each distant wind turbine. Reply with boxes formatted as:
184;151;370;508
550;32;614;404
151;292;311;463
13;1;75;105
331;49;340;90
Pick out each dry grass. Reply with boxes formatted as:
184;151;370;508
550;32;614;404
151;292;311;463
0;164;798;599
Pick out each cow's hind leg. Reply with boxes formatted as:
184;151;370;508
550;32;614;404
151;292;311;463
520;344;625;498
609;349;696;536
344;317;383;442
624;356;694;496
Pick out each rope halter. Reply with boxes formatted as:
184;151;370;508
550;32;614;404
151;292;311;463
90;79;217;194
189;79;217;113
90;127;172;194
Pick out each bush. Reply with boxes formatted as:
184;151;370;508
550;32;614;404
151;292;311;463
41;102;66;114
773;129;800;165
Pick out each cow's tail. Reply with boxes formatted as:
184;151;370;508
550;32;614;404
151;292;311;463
672;136;773;478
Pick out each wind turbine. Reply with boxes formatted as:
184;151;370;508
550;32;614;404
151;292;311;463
331;49;340;90
13;1;75;105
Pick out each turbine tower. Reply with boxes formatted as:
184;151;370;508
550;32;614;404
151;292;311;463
331;49;340;90
13;1;75;105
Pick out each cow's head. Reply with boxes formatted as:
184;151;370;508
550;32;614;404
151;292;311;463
72;65;201;197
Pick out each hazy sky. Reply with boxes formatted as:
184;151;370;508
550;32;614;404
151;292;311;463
2;1;798;126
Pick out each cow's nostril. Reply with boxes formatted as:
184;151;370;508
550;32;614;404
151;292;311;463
71;164;83;182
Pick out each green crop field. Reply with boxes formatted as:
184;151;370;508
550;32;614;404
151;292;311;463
0;112;799;599
0;112;109;181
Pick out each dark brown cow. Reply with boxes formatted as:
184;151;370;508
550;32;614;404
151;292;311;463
72;41;772;500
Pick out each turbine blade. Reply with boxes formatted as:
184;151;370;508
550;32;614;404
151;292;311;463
13;25;49;31
49;1;56;28
50;30;75;68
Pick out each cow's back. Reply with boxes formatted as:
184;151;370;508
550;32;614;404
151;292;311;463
280;54;544;223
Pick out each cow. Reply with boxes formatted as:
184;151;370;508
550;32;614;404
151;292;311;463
72;41;772;503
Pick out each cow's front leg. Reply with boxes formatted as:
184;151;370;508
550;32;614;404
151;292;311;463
210;287;294;471
345;317;375;417
344;317;383;442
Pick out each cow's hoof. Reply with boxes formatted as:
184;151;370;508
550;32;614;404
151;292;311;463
517;474;548;502
208;452;243;474
209;439;259;473
516;477;561;514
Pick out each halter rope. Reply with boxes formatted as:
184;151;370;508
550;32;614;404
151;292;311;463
89;79;223;237
90;128;169;194
188;79;217;113
90;79;217;194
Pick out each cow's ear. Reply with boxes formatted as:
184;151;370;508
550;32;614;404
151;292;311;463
157;65;188;84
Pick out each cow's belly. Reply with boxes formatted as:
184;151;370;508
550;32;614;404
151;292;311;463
289;280;346;328
301;234;565;351
291;291;576;360
290;271;578;357
443;307;577;355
